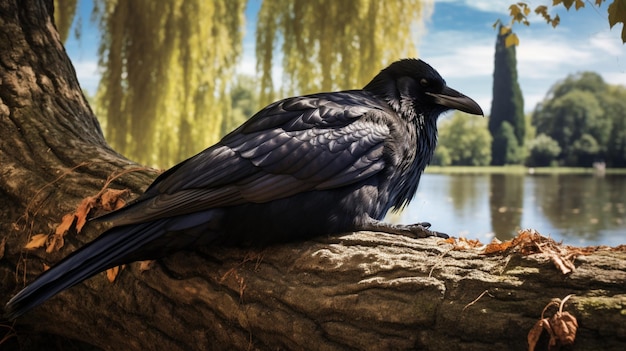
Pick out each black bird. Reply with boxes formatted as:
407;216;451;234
5;58;483;318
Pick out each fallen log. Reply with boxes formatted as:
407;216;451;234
2;229;625;350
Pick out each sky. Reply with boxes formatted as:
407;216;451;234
65;0;626;114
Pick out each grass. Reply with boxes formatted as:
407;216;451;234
424;165;626;175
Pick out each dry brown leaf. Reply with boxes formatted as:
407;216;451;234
443;237;456;245
55;213;76;236
45;233;65;253
42;263;50;271
528;295;577;351
480;229;584;274
528;318;551;351
483;238;513;254
100;188;130;211
138;260;155;272
447;237;484;250
106;266;119;283
24;234;49;250
548;253;576;275
106;265;125;283
74;196;97;233
0;236;6;260
550;311;578;347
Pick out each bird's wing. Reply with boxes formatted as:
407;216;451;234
101;92;392;226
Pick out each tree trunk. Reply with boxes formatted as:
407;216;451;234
1;1;625;351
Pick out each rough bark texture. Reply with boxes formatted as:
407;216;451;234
1;1;625;351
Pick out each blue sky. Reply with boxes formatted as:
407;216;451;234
65;0;625;114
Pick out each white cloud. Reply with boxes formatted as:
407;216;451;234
72;60;100;95
517;38;595;79
589;32;624;56
604;71;626;87
419;12;626;113
419;29;494;77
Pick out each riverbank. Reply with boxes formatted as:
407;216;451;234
425;165;626;175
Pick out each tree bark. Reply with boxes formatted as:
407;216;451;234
1;1;625;351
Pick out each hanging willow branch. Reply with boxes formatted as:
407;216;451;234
94;0;246;167
255;0;433;105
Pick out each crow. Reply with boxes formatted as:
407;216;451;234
5;58;483;319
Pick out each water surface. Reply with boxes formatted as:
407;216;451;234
388;173;626;246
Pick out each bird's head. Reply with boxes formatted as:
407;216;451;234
364;58;483;120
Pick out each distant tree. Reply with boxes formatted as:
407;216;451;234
220;75;259;137
436;112;492;166
526;134;561;167
603;86;626;167
255;0;433;105
489;25;525;165
572;133;601;167
532;73;614;166
492;121;522;165
549;71;608;97
432;146;452;167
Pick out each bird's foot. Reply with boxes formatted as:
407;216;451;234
355;217;449;239
402;222;449;239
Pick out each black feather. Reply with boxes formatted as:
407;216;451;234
5;58;483;319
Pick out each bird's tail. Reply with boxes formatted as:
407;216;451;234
5;211;218;319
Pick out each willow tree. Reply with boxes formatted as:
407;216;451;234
94;0;245;167
256;0;433;106
2;2;626;349
52;0;77;42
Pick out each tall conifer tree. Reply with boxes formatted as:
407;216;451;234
489;25;525;165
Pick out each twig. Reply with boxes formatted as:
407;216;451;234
463;289;493;311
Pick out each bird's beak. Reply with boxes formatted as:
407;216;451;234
427;86;484;116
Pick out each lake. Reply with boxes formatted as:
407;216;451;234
387;173;626;247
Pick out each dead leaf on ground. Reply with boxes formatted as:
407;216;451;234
106;265;125;283
24;234;48;250
0;236;6;260
481;229;588;274
483;237;513;254
56;213;76;235
74;196;97;233
528;318;550;351
528;294;577;351
443;236;484;251
45;233;65;253
100;188;130;211
138;260;155;272
44;187;132;254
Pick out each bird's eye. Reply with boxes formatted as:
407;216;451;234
420;78;429;88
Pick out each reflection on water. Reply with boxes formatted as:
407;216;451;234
490;174;523;241
388;173;626;246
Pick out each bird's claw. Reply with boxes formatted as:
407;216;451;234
407;222;448;239
416;222;431;229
